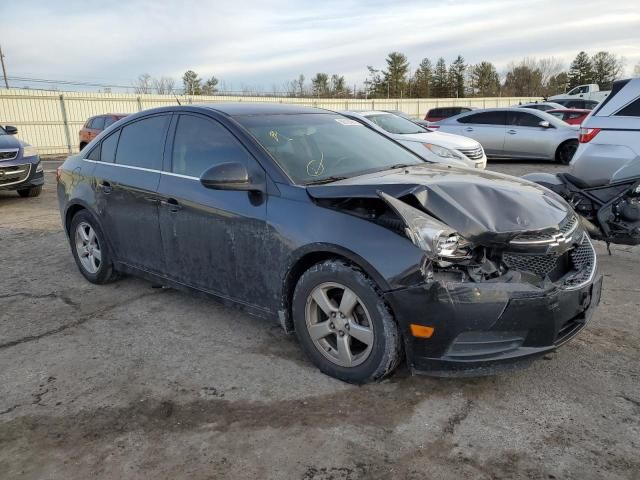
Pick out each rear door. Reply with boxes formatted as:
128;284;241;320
92;114;170;274
157;113;268;306
454;111;507;156
503;111;555;159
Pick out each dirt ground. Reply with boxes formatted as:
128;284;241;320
1;160;639;480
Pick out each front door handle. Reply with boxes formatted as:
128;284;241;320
507;129;517;135
99;181;112;194
160;198;182;212
465;127;474;132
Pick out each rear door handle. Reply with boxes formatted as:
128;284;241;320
99;181;112;194
507;129;517;135
465;127;474;132
160;198;182;212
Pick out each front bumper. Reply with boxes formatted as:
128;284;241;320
384;272;602;376
0;157;44;191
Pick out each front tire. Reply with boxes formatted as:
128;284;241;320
556;140;578;165
69;210;118;284
17;186;42;197
292;260;401;384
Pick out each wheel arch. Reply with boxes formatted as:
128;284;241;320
279;244;391;333
555;138;579;162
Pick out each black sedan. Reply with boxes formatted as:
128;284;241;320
57;104;602;383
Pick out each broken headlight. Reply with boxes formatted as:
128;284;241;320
378;191;470;261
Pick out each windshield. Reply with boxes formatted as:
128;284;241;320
364;113;426;135
236;113;424;184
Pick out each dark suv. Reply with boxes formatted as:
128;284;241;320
57;104;601;383
0;125;44;197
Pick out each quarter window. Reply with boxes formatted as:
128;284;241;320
171;115;253;177
115;115;170;170
100;131;120;163
458;111;506;125
615;98;640;117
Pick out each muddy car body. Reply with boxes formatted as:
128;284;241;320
57;104;602;383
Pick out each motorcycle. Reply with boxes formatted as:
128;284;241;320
523;155;640;248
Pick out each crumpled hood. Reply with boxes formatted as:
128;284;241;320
307;164;570;243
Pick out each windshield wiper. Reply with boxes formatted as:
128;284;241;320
305;176;348;185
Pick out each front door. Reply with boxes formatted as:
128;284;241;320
503;111;555;159
92;114;170;274
157;113;268;307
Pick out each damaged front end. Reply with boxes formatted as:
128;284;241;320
308;177;602;375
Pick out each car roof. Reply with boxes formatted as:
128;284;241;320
547;108;589;113
196;103;330;116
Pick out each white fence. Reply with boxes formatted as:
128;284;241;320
0;89;541;156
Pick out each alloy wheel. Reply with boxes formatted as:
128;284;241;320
304;282;374;368
75;221;102;274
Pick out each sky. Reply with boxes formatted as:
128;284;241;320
1;0;639;92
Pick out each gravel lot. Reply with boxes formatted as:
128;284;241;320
1;160;639;480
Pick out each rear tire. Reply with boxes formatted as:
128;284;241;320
556;140;578;165
292;260;402;384
17;186;42;198
69;210;119;284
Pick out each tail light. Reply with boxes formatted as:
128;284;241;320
579;127;601;143
56;166;62;181
428;124;440;129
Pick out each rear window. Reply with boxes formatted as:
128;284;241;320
615;98;640;117
458;111;506;125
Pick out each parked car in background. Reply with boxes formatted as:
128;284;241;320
547;108;591;125
57;104;600;383
343;110;486;169
0;125;44;197
568;78;640;184
424;106;475;122
79;113;128;150
381;110;431;128
553;98;600;110
549;83;610;103
517;102;566;112
436;108;579;163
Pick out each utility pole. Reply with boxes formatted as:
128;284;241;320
0;44;9;89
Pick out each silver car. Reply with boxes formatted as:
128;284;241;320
436;108;579;164
516;102;566;112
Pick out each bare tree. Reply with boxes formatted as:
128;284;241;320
133;73;153;94
153;76;175;95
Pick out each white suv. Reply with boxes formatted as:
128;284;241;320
570;78;640;183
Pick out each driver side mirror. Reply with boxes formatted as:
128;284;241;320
538;121;551;128
200;162;264;192
4;125;18;135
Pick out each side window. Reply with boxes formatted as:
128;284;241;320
171;115;253;177
115;115;170;170
90;117;105;129
458;111;505;125
615;98;640;117
101;130;120;163
103;116;117;128
509;112;542;127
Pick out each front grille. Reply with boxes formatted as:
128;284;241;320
0;164;31;187
564;233;597;289
457;146;484;160
510;214;579;245
0;149;19;161
502;231;596;289
503;251;562;277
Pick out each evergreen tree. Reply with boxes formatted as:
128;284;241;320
568;52;594;89
431;58;449;97
449;55;467;98
412;58;432;97
382;52;410;97
591;51;623;90
182;70;201;95
469;61;501;96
